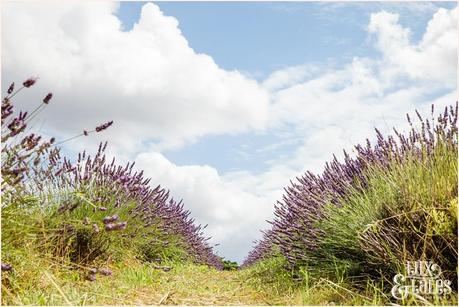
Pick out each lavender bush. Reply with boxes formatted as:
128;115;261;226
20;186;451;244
1;78;222;270
243;103;458;282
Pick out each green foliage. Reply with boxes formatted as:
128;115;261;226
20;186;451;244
221;260;238;271
242;254;297;294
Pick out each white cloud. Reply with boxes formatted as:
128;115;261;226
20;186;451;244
2;1;270;153
262;64;320;92
133;152;277;261
368;8;457;86
266;6;457;174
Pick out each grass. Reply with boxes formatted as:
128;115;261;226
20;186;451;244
1;246;400;306
1;247;280;305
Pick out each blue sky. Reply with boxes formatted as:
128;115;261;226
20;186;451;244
115;1;455;175
3;1;457;262
117;1;455;75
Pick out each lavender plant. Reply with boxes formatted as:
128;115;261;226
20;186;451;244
1;78;222;271
243;103;458;283
31;141;222;268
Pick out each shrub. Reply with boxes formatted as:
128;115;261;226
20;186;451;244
1;78;222;271
243;103;458;288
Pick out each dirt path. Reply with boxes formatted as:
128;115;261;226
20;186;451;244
116;265;291;305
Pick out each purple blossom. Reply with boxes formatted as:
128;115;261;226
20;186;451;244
7;82;14;94
22;77;38;88
43;93;53;104
1;263;13;271
95;120;113;132
99;268;113;276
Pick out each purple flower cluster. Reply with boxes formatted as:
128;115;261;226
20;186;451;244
1;78;56;193
86;267;113;281
105;221;127;231
1;263;13;272
242;103;458;268
35;142;222;269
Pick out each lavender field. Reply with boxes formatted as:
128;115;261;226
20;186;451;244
1;1;458;306
1;77;457;305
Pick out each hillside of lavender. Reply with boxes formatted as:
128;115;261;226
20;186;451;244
1;78;222;285
243;102;458;299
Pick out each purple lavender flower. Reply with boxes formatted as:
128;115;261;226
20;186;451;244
99;268;113;276
43;93;53;104
1;263;12;271
22;77;38;88
105;221;127;231
102;214;119;224
7;82;14;94
95;120;113;132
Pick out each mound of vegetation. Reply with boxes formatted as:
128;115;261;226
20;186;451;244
1;78;222;304
242;103;458;304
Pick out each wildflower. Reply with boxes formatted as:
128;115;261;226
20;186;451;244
86;274;96;282
99;207;107;211
92;223;100;233
23;77;38;88
43;93;53;104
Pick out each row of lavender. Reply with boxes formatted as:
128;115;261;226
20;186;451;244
1;78;222;269
242;103;458;269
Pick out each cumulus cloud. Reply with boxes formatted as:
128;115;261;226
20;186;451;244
2;1;269;153
266;6;456;174
368;8;457;86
